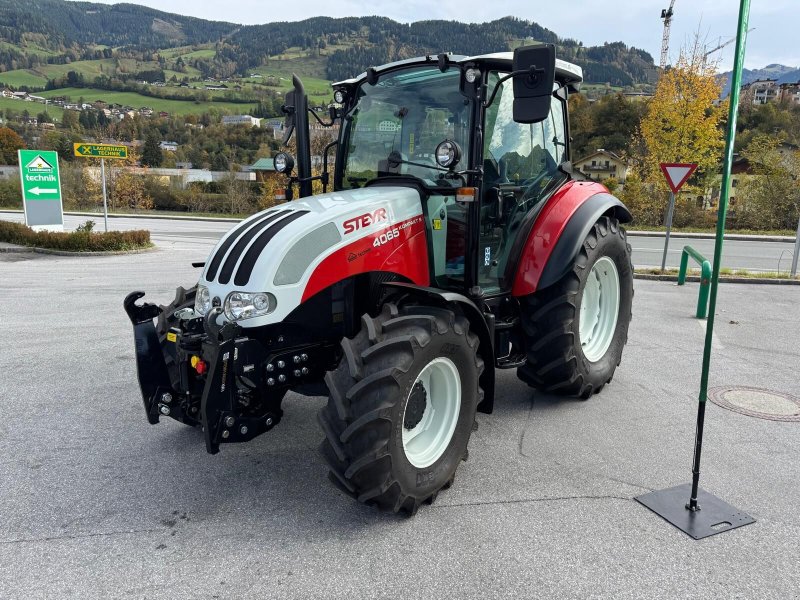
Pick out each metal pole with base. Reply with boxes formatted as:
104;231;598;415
661;191;675;271
635;0;756;539
791;214;799;277
100;158;109;233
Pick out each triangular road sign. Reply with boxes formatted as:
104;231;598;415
660;163;698;194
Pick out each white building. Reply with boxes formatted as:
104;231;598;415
222;115;261;127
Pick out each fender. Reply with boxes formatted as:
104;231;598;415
382;282;495;415
511;181;632;296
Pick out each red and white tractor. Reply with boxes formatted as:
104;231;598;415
125;45;633;515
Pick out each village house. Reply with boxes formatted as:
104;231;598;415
740;79;780;105
779;81;800;105
573;149;630;184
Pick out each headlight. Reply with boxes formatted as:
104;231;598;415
435;139;462;169
464;68;481;84
224;291;277;321
333;89;346;104
273;152;294;174
194;284;211;316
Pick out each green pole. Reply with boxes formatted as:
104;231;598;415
687;0;751;511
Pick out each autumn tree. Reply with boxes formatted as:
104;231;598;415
735;134;800;230
141;130;163;167
0;127;25;164
110;170;153;210
569;93;647;159
638;44;726;187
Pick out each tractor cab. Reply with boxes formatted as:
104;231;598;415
316;45;582;296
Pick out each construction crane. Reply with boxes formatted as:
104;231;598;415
659;0;676;70
703;29;755;60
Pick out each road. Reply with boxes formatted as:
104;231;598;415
0;225;798;599
1;211;797;272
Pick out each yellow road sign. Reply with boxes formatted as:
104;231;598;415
73;143;129;159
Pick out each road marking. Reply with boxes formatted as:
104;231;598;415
698;320;725;350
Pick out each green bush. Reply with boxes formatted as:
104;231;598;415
0;177;22;209
0;220;151;252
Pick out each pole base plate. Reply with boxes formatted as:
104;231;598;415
635;483;755;539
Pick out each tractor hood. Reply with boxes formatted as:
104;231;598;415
198;186;425;327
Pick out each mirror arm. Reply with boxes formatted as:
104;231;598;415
321;140;338;193
308;107;336;128
483;66;547;109
483;72;515;109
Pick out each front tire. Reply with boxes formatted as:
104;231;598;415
517;216;633;398
319;303;483;515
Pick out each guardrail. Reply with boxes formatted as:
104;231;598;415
678;246;712;319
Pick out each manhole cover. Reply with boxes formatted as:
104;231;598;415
708;386;800;422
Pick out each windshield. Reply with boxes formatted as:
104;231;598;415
340;67;471;189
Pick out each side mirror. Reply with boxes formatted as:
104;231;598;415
281;90;296;144
512;44;555;124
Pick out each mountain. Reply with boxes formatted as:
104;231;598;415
0;0;236;47
0;0;657;88
719;64;800;96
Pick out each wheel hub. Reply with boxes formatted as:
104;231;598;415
403;382;427;430
401;357;461;469
579;256;621;363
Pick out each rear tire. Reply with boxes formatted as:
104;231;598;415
517;216;633;398
319;303;483;515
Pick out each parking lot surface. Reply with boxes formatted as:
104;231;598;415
0;237;798;599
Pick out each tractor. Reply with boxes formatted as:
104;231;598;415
124;45;634;515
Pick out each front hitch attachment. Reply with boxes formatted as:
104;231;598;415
123;291;175;424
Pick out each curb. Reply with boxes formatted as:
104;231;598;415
1;210;797;239
0;209;240;223
634;273;800;286
0;244;158;257
628;230;795;243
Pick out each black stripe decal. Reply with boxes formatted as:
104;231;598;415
205;209;287;282
216;210;295;284
234;211;309;286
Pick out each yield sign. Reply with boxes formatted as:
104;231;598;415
660;163;698;194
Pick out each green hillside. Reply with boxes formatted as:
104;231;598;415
38;88;258;116
0;96;64;119
0;0;658;121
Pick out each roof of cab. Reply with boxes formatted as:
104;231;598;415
332;52;583;91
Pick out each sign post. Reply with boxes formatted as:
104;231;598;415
18;149;64;232
791;213;799;277
659;163;697;271
636;0;756;539
74;143;129;232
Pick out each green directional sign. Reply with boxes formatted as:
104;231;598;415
18;149;64;231
73;142;128;159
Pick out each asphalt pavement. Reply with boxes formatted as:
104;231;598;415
1;210;797;272
0;221;798;598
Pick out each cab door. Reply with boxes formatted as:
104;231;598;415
478;74;569;294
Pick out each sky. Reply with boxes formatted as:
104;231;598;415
75;0;798;71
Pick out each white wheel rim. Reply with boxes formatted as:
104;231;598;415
402;357;461;468
579;256;620;363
